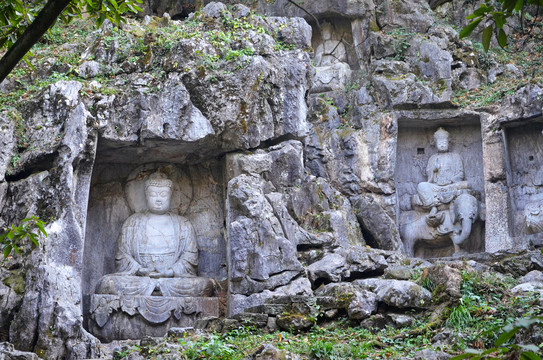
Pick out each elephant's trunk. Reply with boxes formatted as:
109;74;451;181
452;217;472;246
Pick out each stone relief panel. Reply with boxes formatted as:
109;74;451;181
310;17;359;93
395;125;485;258
82;161;225;340
505;122;543;246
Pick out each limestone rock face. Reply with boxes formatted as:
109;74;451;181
225;140;365;314
2;0;543;357
0;7;317;357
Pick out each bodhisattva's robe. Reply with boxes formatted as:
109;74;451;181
417;152;468;208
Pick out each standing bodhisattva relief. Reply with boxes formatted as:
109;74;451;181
403;128;479;256
95;172;213;297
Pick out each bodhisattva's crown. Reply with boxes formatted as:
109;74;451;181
145;172;172;189
434;127;449;141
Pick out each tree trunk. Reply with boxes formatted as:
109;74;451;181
0;0;72;84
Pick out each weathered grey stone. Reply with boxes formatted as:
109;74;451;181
453;67;486;91
354;279;432;309
423;264;462;301
307;254;348;284
520;270;543;284
312;63;352;93
194;317;223;332
201;2;227;18
375;0;433;33
388;313;414;327
228;278;313;317
227;173;304;294
232;313;269;328
412;349;451;360
266;317;279;332
347;290;378;320
167;327;194;337
231;3;251;18
251;343;296;360
254;0;376;19
276;313;313;332
384;266;416;280
428;0;452;9
78;61;102;79
351;194;402;251
0;343;39;360
417;41;452;82
0;115;14;182
344;247;389;275
0;281;21;340
431;329;455;345
373;70;451;108
263;17;312;50
511;282;543;295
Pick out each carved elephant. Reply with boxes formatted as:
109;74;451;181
402;193;478;257
524;198;543;235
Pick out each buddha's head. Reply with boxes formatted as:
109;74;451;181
434;127;450;153
144;172;173;214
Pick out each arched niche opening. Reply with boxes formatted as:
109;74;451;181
81;137;226;334
394;114;485;258
503;119;543;249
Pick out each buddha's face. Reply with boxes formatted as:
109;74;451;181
435;137;449;152
145;185;172;214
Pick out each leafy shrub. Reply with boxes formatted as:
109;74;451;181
451;316;543;360
0;215;46;259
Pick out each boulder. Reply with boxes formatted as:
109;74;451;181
354;279;432;309
347;290;378;320
0;343;39;360
276;313;314;332
423;264;462;301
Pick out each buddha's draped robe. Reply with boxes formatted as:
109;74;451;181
95;212;212;297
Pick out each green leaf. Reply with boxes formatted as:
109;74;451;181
521;351;542;360
493;12;506;28
460;18;483;39
12;243;19;255
3;244;12;258
497;29;508;48
7;231;14;240
495;327;518;346
482;25;493;52
503;0;519;11
514;0;524;11
0;233;7;242
36;222;46;236
450;350;482;360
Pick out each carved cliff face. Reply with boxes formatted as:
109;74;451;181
145;186;172;214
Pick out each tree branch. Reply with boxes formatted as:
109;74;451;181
286;0;321;34
0;0;72;84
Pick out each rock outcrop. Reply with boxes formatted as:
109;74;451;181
1;0;543;358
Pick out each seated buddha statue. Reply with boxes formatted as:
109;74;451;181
95;172;213;297
414;127;470;212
